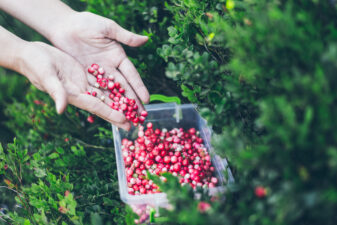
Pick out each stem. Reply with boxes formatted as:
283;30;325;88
72;138;110;150
0;186;23;195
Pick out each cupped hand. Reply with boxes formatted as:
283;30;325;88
19;41;131;130
51;11;149;112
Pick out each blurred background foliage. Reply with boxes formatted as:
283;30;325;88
1;0;337;224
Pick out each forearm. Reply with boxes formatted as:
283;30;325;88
0;26;27;73
0;0;75;41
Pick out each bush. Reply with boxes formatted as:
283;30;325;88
0;86;137;224
1;0;337;224
153;0;337;225
83;0;182;97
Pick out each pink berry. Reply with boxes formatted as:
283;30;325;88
108;74;115;80
155;155;162;163
171;156;178;164
98;67;105;75
91;63;99;69
87;115;94;123
119;88;125;94
108;82;114;89
141;111;148;117
139;115;145;121
173;163;181;172
88;67;95;74
163;156;171;164
121;104;127;111
255;186;267;198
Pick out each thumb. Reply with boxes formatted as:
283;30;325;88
42;76;68;114
109;21;148;47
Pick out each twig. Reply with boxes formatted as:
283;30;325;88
72;138;110;150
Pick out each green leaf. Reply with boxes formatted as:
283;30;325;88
34;168;47;178
48;152;59;159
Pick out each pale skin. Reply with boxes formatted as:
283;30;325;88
0;0;150;130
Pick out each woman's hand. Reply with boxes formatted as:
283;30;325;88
0;0;150;123
50;11;149;111
18;41;131;130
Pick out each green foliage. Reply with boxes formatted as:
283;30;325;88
154;0;337;225
83;0;182;97
0;87;131;224
156;0;254;134
1;0;337;224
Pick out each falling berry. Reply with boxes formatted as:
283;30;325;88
87;115;95;123
87;63;148;126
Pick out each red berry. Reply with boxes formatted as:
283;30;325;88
129;99;136;106
91;63;99;69
173;163;181;172
255;186;267;198
141;111;148;117
139;116;146;123
87;115;94;123
182;159;189;166
189;128;196;134
211;177;218;184
163;156;171;164
98;67;105;75
121;104;128;111
125;156;133;166
88;67;95;74
100;81;107;89
155;155;162;163
171;156;178;164
108;82;114;89
119;88;125;94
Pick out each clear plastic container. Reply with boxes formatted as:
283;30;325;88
112;103;234;207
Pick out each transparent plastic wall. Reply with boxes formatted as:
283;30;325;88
112;103;234;207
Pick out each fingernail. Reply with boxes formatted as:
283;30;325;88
123;122;132;131
140;88;150;104
56;100;65;114
56;102;62;114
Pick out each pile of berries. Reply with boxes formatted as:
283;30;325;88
122;123;218;195
87;63;148;126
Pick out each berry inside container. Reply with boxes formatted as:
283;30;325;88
112;103;234;207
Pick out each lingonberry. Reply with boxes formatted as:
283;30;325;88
87;115;94;123
122;124;219;195
255;186;267;198
88;63;148;125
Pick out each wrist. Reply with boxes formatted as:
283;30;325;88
9;42;38;79
44;8;78;42
0;26;29;73
0;0;77;42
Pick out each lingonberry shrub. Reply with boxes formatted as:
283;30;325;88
1;0;337;224
1;86;135;224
